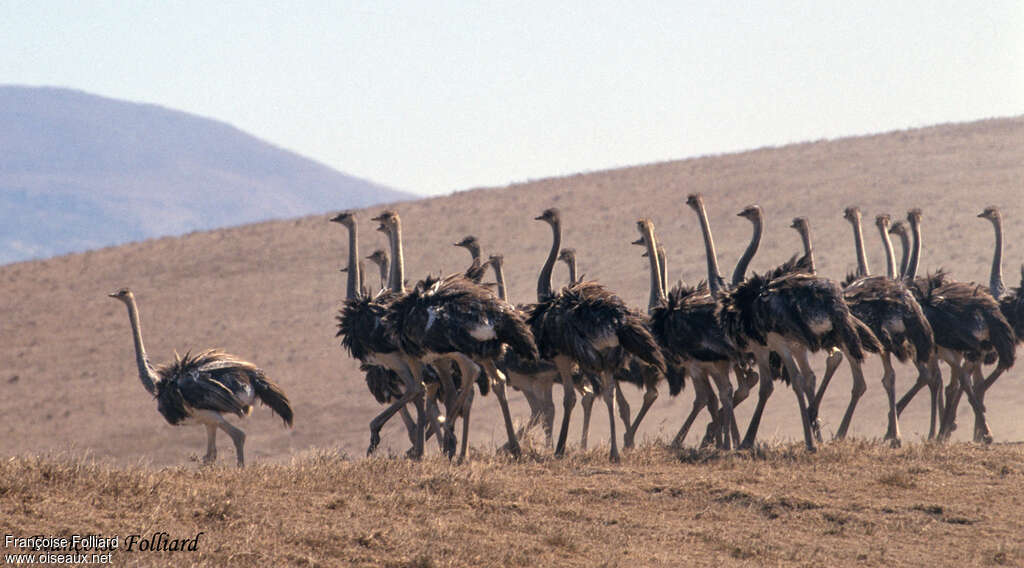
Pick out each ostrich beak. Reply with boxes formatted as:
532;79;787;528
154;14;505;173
630;237;644;246
107;292;118;298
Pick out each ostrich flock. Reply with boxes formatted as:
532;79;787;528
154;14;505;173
110;196;1024;466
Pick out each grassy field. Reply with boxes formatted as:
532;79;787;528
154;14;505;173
2;440;1023;567
3;116;1024;566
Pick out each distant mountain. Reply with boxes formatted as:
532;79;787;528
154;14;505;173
0;86;413;264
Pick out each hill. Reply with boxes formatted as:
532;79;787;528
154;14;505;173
0;85;412;264
1;115;1023;468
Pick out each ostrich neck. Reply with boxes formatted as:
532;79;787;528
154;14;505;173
850;217;870;277
657;245;668;296
565;258;578;284
895;230;910;279
122;297;158;396
692;202;725;294
877;223;897;279
907;220;922;281
375;259;388;291
731;213;762;286
989;216;1005;297
797;225;816;274
345;223;360;300
643;231;666;311
492;261;509;303
537;220;561;300
387;221;406;293
357;259;366;296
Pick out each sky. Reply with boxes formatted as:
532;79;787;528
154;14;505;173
3;1;1022;196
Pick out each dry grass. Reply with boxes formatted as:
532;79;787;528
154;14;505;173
2;442;1023;567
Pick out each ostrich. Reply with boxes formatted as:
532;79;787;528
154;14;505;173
700;196;876;451
558;245;657;449
453;235;489;283
109;289;292;467
958;206;1023;440
380;211;538;463
331;213;422;450
337;210;456;458
488;253;566;448
844;207;871;278
527;208;665;462
558;248;580;284
832;211;935;446
638;216;738;448
889;221;912;279
789;217;816;274
366;249;389;292
894;209;1015;442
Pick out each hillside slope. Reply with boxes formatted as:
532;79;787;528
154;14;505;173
1;116;1022;466
0;86;411;263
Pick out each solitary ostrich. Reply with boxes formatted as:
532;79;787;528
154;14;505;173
381;212;538;463
366;249;389;292
834;211;934;446
895;209;1015;442
109;289;292;467
527;208;665;462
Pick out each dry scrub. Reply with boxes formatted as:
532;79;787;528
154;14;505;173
2;441;1022;567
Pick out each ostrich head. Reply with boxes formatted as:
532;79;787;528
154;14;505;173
534;208;560;225
790;217;808;231
372;210;399;234
453;235;481;257
875;213;891;229
487;254;504;268
906;208;922;228
978;206;1001;222
843;206;862;223
329;211;356;227
737;205;761;221
889;220;909;238
108;288;134;303
685;193;704;212
634;218;656;248
365;249;388;269
557;248;576;264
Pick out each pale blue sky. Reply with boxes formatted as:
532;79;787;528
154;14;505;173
3;1;1022;195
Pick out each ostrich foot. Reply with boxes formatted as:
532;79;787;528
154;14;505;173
367;431;381;456
442;430;458;459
